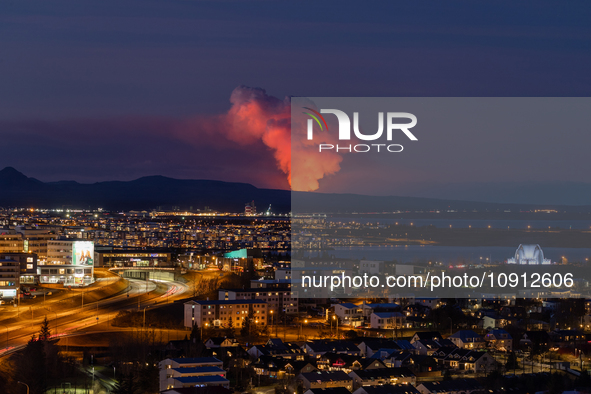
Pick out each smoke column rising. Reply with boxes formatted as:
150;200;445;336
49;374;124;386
219;86;342;191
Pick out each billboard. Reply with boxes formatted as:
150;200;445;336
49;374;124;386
73;241;94;266
224;249;247;259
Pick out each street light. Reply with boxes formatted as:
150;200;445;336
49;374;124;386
270;310;275;337
333;315;339;339
17;381;29;394
299;319;308;340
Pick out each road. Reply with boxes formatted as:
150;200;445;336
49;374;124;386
0;276;189;357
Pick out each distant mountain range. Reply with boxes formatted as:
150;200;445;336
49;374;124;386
1;167;590;213
0;167;290;212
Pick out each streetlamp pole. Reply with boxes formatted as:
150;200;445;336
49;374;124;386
17;381;29;394
53;312;59;337
0;324;8;349
270;310;275;337
143;306;150;330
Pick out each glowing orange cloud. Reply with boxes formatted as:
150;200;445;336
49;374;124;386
220;86;342;191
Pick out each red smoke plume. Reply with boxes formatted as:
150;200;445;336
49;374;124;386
207;86;342;191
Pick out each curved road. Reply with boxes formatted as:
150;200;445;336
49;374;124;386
0;277;189;357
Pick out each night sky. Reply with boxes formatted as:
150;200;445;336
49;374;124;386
1;1;591;199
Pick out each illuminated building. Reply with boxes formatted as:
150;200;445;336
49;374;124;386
1;252;38;284
219;288;297;315
184;299;267;329
0;258;19;299
94;249;171;267
507;244;551;265
245;200;256;216
0;230;24;253
158;357;228;391
40;239;94;285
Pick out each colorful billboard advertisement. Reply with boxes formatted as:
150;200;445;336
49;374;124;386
73;241;94;266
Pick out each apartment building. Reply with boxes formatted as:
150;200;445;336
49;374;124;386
0;258;19;299
184;299;267;329
219;288;297;315
159;357;228;391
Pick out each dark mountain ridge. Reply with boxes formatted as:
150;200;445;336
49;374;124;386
2;167;591;214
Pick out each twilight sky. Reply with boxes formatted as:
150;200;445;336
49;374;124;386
1;0;591;197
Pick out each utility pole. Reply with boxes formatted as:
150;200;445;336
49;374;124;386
143;306;150;330
0;324;8;349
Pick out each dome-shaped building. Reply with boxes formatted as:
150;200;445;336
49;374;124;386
507;244;551;265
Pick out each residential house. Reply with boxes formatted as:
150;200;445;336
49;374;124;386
304;340;361;357
334;303;364;327
248;338;305;359
484;329;513;352
305;388;353;394
298;371;353;391
253;355;316;379
520;331;550;352
348;368;416;389
432;348;496;373
412;339;455;356
318;353;386;373
448;330;485;349
362;303;401;318
358;339;402;357
353;385;420;394
410;332;443;344
416;379;482;394
205;337;238;348
370;312;406;329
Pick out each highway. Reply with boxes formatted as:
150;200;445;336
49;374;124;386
0;276;189;357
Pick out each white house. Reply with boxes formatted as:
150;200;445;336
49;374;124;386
370;312;406;329
333;303;364;326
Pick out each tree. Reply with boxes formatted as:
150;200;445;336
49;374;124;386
224;318;235;338
505;351;519;370
39;316;51;341
344;330;358;340
575;369;591;388
189;323;201;343
241;310;256;338
14;335;47;394
137;363;159;393
112;372;136;394
443;369;452;381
